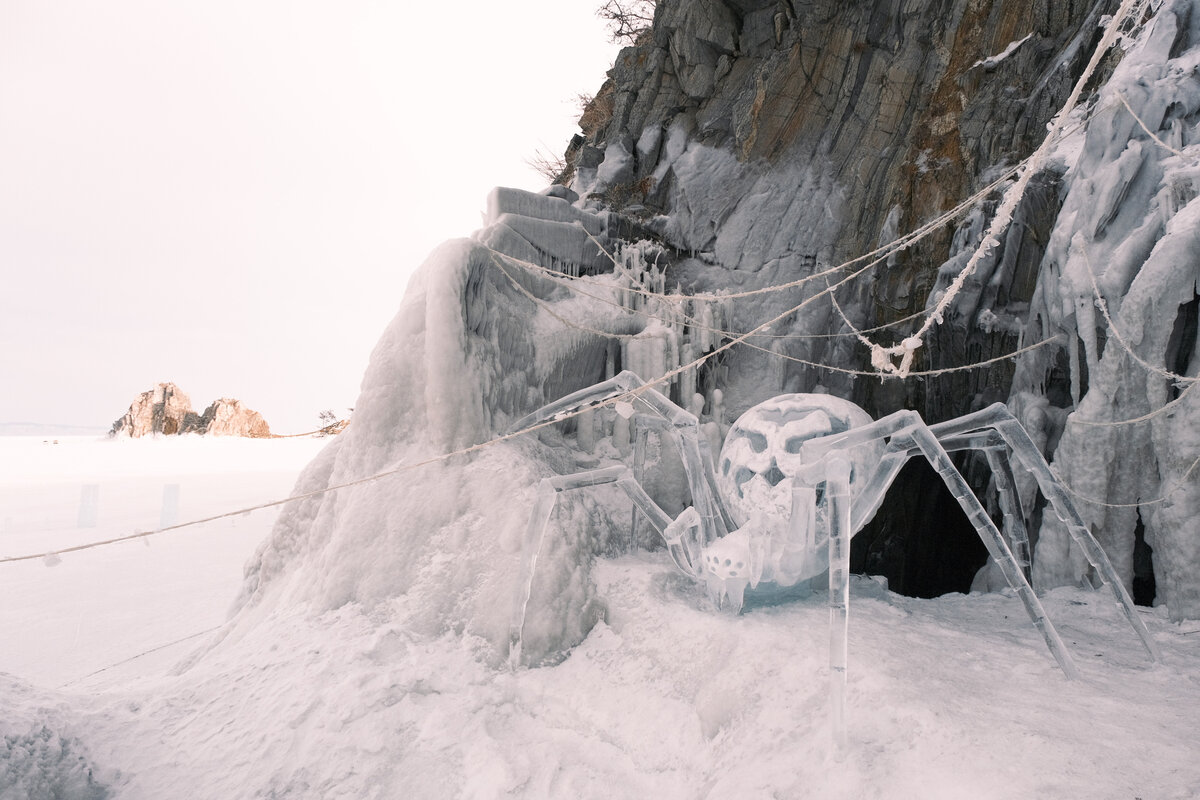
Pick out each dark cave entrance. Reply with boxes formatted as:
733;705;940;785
850;457;991;599
1133;512;1156;607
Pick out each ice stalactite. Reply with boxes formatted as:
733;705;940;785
611;239;734;428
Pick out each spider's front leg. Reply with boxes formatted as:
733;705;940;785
507;370;734;547
928;405;1162;663
800;411;1082;679
508;372;746;664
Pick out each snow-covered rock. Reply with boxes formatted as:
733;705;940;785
1010;0;1200;620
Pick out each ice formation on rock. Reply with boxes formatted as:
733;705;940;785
1006;1;1200;620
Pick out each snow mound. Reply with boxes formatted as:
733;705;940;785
1;727;110;800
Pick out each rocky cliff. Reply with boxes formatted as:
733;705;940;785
110;383;271;438
199;398;272;438
110;383;201;437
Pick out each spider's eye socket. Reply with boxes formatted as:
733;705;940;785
733;467;755;493
744;432;768;453
783;436;806;455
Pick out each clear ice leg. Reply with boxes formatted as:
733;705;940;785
931;404;1161;662
509;465;688;669
904;418;1081;680
509;370;731;547
825;456;852;749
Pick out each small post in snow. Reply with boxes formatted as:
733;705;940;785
77;484;99;528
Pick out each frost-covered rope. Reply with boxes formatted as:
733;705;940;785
9;251;881;567
1079;247;1198;385
737;334;1066;378
270;420;351;439
496;245;1197;509
57;625;222;689
493;246;1071;380
1117;91;1192;159
573;98;1098;313
578;164;1024;305
1052;449;1200;508
0;407;621;565
861;0;1149;377
488;242;930;341
823;273;866;342
1066;380;1197;427
5;285;1170;567
488;252;646;342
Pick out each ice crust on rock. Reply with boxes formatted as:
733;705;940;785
0;677;113;800
231;194;656;664
1010;1;1200;619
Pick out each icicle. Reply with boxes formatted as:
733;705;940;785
577;407;596;453
1077;292;1101;375
679;342;698;405
1068;318;1083;408
612;411;632;456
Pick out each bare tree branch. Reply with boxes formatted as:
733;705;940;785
596;0;656;44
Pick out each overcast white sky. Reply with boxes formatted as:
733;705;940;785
1;1;621;433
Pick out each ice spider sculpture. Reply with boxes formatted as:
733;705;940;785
507;371;1161;744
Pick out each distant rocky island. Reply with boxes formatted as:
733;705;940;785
110;382;271;438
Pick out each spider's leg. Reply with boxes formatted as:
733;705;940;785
797;418;930;746
816;421;1032;577
894;412;1082;679
509;465;695;669
797;413;924;531
931;404;1161;663
936;431;1033;583
509;370;732;545
982;443;1034;580
824;455;853;749
506;371;654;436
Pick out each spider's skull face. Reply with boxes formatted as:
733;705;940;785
716;394;877;526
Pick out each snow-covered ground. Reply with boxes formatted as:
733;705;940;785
0;435;329;688
1;435;1199;799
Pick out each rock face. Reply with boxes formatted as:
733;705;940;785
559;0;1200;616
110;383;270;438
199;398;271;438
110;383;201;437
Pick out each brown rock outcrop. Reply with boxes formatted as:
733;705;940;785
109;383;201;437
199;398;271;437
110;383;271;437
